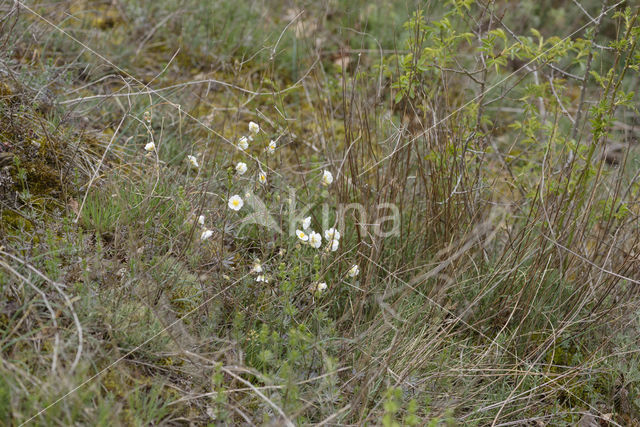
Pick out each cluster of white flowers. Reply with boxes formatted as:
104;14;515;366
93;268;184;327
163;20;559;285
173;118;358;292
295;217;357;291
226;123;265;212
296;217;342;252
296;216;318;247
232;122;275;187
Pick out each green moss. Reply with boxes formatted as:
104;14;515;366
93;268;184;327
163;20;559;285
18;160;62;196
0;83;77;216
69;1;123;31
0;209;33;233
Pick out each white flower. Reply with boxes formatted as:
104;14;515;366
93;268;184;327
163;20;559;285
187;155;199;168
258;171;267;184
267;140;277;154
201;229;213;241
302;216;311;230
308;231;322;248
348;264;360;277
198;215;205;225
324;227;341;241
256;274;268;283
238;136;249;151
317;282;327;292
296;229;308;242
236;162;248;175
228;195;244;211
249;121;260;135
251;260;263;274
144;141;155;152
325;228;340;252
321;170;333;186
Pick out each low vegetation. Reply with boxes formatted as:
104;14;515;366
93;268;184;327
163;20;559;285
1;0;640;424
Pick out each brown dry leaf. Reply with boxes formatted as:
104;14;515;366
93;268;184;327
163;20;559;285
68;198;79;216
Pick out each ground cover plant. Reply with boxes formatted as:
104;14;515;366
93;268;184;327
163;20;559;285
1;0;640;425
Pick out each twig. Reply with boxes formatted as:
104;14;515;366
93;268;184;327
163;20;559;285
571;1;608;142
1;250;84;374
0;258;60;374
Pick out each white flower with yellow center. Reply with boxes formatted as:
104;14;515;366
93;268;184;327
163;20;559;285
258;171;267;184
324;228;340;242
144;141;155;152
249;121;260;135
321;170;333;186
308;231;322;248
256;274;268;283
198;215;205;225
324;228;340;252
236;162;247;175
201;229;213;241
317;282;327;292
267;140;277;154
296;229;308;242
348;264;360;277
228;195;244;211
187;155;199;168
302;216;311;230
238;136;249;151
